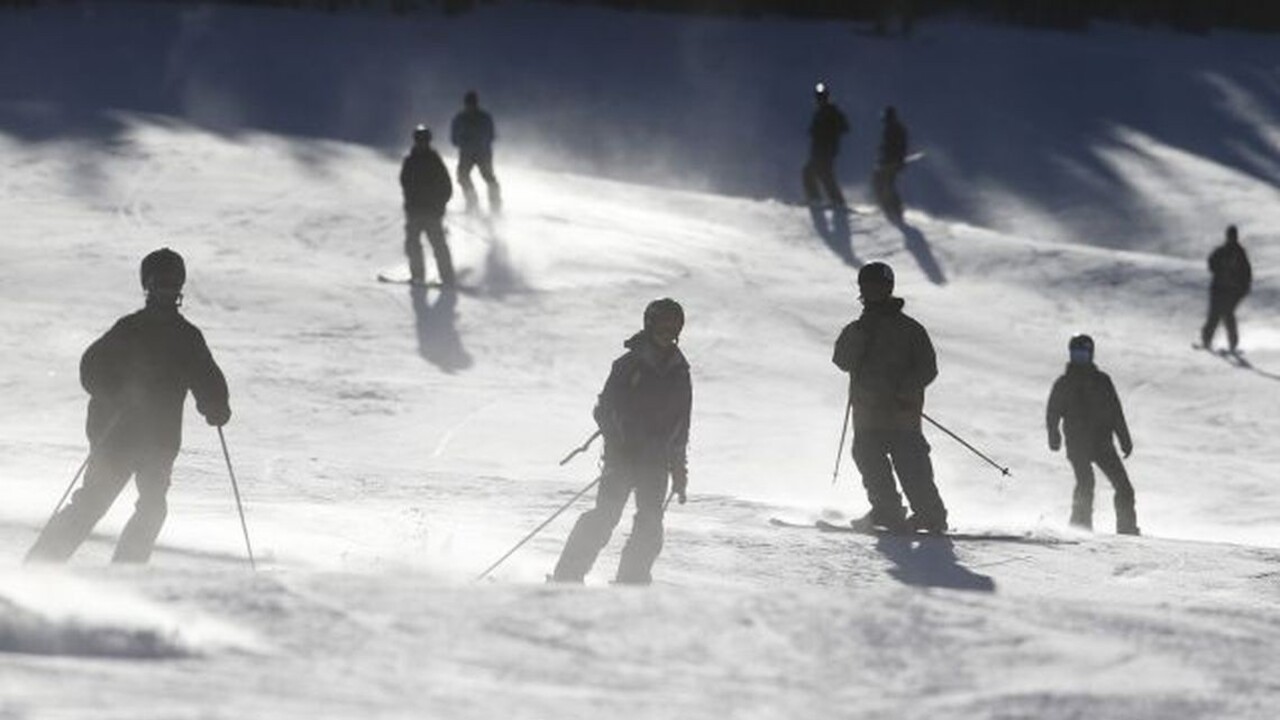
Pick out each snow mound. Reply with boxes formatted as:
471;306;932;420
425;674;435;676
0;570;264;658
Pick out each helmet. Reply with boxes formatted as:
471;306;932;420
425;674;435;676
858;261;895;292
882;105;897;121
814;82;830;101
412;124;431;143
1226;224;1238;242
464;90;478;107
140;247;186;293
1069;334;1094;364
643;297;685;334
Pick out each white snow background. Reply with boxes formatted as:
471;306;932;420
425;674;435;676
2;2;1280;718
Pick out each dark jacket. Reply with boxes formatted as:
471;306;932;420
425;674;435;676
1046;363;1131;460
878;116;908;167
450;108;496;156
594;331;691;477
1209;239;1251;296
832;298;937;431
400;147;453;214
809;103;849;159
81;303;229;452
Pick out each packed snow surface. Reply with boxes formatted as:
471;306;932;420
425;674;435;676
2;3;1280;718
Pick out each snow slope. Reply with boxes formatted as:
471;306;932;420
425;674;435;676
2;3;1280;718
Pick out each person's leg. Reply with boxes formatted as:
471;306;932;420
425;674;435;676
423;214;456;286
802;159;822;204
1224;293;1243;352
477;154;501;212
816;156;845;208
1095;446;1138;534
457;155;479;211
882;164;904;221
113;449;176;563
404;212;426;282
26;447;132;562
615;467;669;585
890;430;947;531
852;430;906;528
1201;291;1225;347
1068;454;1096;530
551;469;631;582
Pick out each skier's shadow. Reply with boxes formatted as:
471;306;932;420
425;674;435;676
808;207;863;268
874;536;996;592
411;286;473;373
888;216;946;285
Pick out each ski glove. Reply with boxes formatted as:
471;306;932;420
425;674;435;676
205;405;232;427
1048;429;1061;452
1120;440;1133;459
671;468;688;505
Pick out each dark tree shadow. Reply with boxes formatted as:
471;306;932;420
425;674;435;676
411;286;472;373
874;535;996;592
893;217;947;285
808;206;862;267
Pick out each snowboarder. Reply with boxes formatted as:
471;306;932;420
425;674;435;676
872;105;908;223
401;124;456;286
1046;334;1139;535
832;262;948;534
26;248;231;563
550;299;691;585
1200;224;1252;353
450;90;502;214
803;82;850;209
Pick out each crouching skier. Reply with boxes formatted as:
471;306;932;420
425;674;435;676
26;248;231;563
1046;334;1139;535
550;299;691;585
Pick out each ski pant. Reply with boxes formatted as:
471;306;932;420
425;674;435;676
404;209;455;285
551;463;669;585
457;150;501;212
872;163;904;221
852;428;947;528
1201;289;1245;351
1067;445;1137;534
26;443;177;564
802;154;845;208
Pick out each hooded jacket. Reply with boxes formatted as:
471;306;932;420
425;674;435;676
1209;239;1251;296
594;331;691;477
832;297;937;431
81;302;229;452
450;107;496;156
1046;363;1132;460
400;146;453;214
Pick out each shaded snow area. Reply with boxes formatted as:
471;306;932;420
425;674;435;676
3;3;1280;718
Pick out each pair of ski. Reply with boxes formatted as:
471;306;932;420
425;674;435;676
1191;342;1250;368
769;517;1048;543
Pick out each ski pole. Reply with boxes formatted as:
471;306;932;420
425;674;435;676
216;427;257;571
922;412;1012;477
558;429;602;466
475;474;602;582
831;397;852;485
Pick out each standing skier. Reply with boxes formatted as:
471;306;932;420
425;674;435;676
550;299;691;585
872;105;908;223
803;82;850;209
832;262;948;533
450;91;502;214
401;124;456;286
1046;334;1139;535
1200;224;1252;353
26;248;231;563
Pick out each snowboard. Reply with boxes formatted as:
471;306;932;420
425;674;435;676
769;517;1074;544
377;267;477;292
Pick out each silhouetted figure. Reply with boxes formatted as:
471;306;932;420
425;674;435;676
451;91;502;214
1200;224;1251;353
551;299;691;585
872;105;908;223
1046;334;1139;535
833;262;948;534
803;82;849;209
401;124;455;285
26;249;230;564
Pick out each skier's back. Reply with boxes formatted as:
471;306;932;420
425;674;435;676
803;82;849;208
400;124;455;285
1201;225;1251;352
450;90;502;213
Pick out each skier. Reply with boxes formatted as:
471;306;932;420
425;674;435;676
872;105;908;223
450;90;502;214
1046;334;1139;535
550;299;691;585
401;124;456;286
832;262;948;534
26;248;231;563
1200;224;1252;353
803;82;850;209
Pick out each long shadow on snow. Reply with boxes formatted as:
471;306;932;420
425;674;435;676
892;217;947;285
411;286;473;373
874;535;996;592
808;206;863;268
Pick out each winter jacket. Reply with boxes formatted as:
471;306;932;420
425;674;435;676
81;302;229;452
878;117;908;167
1046;363;1131;460
1209;239;1251;296
809;103;849;159
832;298;937;431
594;331;691;478
450;108;496;156
400;147;453;214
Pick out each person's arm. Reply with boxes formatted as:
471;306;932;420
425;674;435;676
186;326;231;427
80;320;128;398
832;322;863;373
1046;379;1064;451
1106;375;1132;457
668;371;692;502
901;323;938;393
